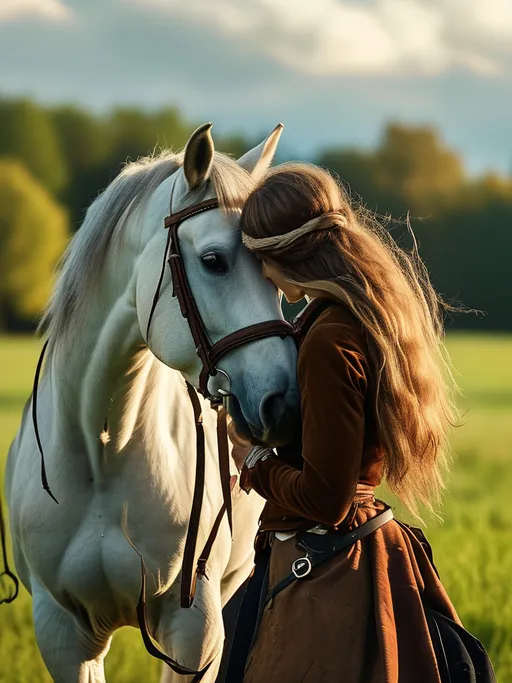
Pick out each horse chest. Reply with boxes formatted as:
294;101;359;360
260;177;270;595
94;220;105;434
20;482;179;625
56;521;144;620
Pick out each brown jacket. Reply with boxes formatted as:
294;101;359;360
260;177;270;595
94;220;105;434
241;299;461;683
243;298;384;531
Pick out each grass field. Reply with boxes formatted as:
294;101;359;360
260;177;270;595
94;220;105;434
0;333;511;682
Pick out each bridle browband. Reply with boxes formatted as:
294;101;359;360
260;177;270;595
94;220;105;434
27;189;295;680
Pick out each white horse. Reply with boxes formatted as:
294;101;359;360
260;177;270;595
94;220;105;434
5;123;300;683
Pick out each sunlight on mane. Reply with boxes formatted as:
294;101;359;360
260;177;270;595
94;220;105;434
38;149;254;361
118;346;193;483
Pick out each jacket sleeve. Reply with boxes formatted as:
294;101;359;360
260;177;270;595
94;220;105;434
241;321;368;527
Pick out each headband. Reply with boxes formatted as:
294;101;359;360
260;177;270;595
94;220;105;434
241;211;346;252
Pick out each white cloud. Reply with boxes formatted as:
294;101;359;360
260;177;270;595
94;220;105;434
0;0;73;24
122;0;512;77
0;0;510;172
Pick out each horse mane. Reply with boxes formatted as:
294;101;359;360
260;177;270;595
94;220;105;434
39;150;254;357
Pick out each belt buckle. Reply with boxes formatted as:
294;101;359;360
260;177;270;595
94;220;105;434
291;555;312;579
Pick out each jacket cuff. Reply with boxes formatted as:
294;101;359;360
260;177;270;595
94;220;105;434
240;446;274;493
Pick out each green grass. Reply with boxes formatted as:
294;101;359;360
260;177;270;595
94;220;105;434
0;338;161;683
1;334;511;681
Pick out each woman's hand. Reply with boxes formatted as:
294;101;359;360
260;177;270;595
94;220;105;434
227;415;275;473
227;418;254;471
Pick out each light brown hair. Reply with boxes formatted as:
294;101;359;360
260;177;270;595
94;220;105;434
241;162;458;519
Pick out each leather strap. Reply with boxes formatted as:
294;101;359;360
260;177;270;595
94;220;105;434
180;382;207;608
167;227;216;394
164;199;219;229
182;407;234;607
129;532;214;681
0;495;19;604
264;508;394;607
145;227;173;343
216;408;233;536
195;504;228;586
209;320;294;367
126;381;227;675
32;340;58;504
163;199;295;397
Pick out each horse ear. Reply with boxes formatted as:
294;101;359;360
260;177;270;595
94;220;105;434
238;123;284;181
183;122;215;191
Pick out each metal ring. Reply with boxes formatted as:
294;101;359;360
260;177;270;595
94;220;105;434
291;556;312;579
212;368;231;397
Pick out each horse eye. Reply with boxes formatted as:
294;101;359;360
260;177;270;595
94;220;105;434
201;252;228;274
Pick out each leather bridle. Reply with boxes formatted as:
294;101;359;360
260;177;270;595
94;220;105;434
145;196;294;400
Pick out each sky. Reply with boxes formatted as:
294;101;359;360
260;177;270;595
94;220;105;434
1;0;511;174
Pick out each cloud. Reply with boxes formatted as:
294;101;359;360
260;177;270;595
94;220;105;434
123;0;512;77
0;0;73;23
0;0;510;173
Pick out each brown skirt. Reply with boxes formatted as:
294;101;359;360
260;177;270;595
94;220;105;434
243;499;460;683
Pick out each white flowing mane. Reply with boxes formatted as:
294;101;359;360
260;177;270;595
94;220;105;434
39;150;254;359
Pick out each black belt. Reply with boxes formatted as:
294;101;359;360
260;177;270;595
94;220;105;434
264;507;394;607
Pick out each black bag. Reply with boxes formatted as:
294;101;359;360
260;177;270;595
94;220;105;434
426;609;497;683
397;521;497;683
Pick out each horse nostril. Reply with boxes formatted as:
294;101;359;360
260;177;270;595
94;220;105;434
259;391;287;431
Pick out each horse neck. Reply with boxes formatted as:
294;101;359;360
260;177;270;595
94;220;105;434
46;202;178;481
45;181;219;485
44;278;131;464
48;291;205;489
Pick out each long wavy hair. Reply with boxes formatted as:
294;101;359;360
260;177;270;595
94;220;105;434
240;162;458;519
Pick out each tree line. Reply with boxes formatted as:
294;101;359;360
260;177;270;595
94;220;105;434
0;96;510;331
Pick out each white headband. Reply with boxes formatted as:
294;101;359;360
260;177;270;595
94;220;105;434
241;211;346;252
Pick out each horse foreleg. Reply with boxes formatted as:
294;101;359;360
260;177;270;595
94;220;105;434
32;579;111;683
155;594;224;683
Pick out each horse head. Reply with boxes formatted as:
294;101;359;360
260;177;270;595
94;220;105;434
135;123;301;446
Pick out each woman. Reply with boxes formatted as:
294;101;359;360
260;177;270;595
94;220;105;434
226;163;494;683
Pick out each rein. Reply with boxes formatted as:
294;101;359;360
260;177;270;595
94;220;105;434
0;497;19;605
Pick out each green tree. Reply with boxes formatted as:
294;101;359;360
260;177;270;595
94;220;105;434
415;177;512;330
0;98;68;195
150;107;194;151
375;124;464;216
0;160;69;329
107;106;192;168
50;105;107;175
317;124;464;218
49;105;110;228
319;132;512;330
316;148;381;208
215;133;252;159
